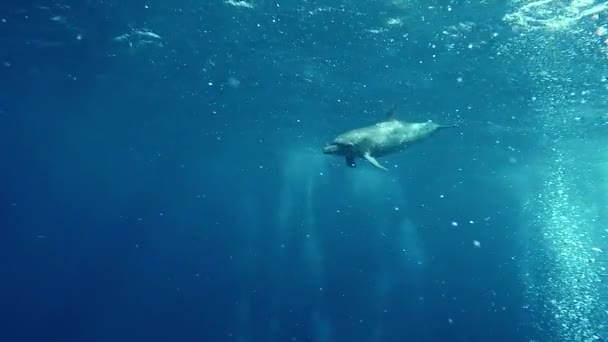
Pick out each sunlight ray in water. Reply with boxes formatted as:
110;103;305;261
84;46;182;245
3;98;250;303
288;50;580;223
278;148;328;270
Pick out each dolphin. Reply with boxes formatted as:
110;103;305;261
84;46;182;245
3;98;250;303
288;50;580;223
322;108;457;170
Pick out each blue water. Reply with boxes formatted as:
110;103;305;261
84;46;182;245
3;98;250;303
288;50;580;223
4;1;605;341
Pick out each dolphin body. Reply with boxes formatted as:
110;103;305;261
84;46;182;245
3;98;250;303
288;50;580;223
322;108;456;170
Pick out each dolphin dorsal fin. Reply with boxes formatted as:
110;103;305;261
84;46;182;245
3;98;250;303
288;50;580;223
385;105;397;121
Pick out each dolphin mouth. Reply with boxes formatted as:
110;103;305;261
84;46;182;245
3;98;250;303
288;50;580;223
323;144;339;154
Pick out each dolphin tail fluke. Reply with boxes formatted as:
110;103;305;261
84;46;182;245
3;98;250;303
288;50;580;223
363;152;388;171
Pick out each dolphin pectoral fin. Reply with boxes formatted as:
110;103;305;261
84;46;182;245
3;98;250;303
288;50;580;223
346;156;356;168
363;153;388;171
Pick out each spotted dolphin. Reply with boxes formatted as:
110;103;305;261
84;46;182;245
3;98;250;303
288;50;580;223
322;108;457;170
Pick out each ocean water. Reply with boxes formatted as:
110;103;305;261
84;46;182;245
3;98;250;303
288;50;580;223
2;1;608;341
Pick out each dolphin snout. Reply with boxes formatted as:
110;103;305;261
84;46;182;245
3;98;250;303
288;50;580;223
323;144;339;154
